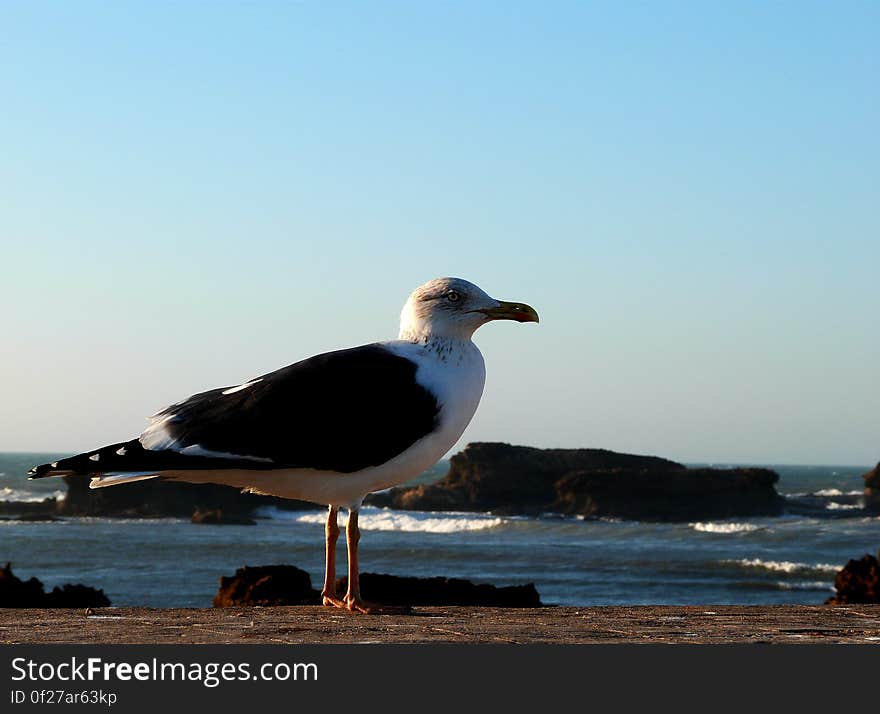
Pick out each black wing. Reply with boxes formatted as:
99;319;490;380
152;343;440;472
30;344;440;478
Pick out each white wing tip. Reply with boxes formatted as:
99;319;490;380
221;378;262;396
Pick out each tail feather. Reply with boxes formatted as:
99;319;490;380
27;438;278;482
28;439;160;480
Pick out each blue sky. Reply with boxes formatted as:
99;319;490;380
1;2;877;464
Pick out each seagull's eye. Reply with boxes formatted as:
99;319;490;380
446;290;461;303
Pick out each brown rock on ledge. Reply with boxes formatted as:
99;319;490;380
213;565;542;607
367;442;783;521
827;551;880;605
213;565;320;607
334;573;542;607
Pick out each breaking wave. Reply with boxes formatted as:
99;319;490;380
280;507;506;533
0;487;65;503
690;522;761;534
825;502;861;511
724;558;840;575
774;581;835;592
783;488;863;498
813;488;862;497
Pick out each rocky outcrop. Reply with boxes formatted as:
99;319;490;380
368;443;683;515
334;573;542;607
191;508;256;526
13;513;62;522
43;584;111;608
367;442;783;521
864;463;880;512
553;466;782;521
213;565;542;607
826;551;880;605
0;498;59;519
0;563;110;608
59;474;317;518
213;565;320;607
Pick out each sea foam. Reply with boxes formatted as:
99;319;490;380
774;581;836;592
825;502;861;511
690;522;760;534
813;488;862;497
0;487;65;503
725;558;840;575
286;508;505;534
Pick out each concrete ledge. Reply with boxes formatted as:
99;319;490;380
2;605;880;644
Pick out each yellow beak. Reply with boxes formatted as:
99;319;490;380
479;300;540;324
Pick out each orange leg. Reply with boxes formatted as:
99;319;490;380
323;508;409;615
343;509;373;613
320;506;345;608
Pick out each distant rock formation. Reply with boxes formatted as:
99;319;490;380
213;565;320;607
13;513;62;522
213;565;542;607
553;466;782;521
191;508;256;526
0;563;110;608
864;463;880;512
334;573;542;607
367;442;783;521
0;498;58;519
59;474;317;518
826;551;880;605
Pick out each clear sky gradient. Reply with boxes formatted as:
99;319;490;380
2;2;877;465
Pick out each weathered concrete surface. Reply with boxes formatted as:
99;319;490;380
1;605;880;644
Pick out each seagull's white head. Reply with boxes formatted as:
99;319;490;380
399;277;539;342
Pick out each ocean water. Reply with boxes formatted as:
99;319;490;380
1;453;877;607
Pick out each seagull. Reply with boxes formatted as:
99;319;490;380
29;277;539;613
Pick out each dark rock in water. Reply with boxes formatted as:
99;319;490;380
213;565;320;607
334;573;542;607
367;442;783;521
554;466;782;521
826;551;880;605
0;498;58;519
0;562;110;608
0;563;45;607
192;508;256;526
44;584;111;608
368;442;684;515
863;463;880;512
59;474;317;518
14;513;62;522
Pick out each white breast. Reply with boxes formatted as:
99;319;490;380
389;337;487;446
